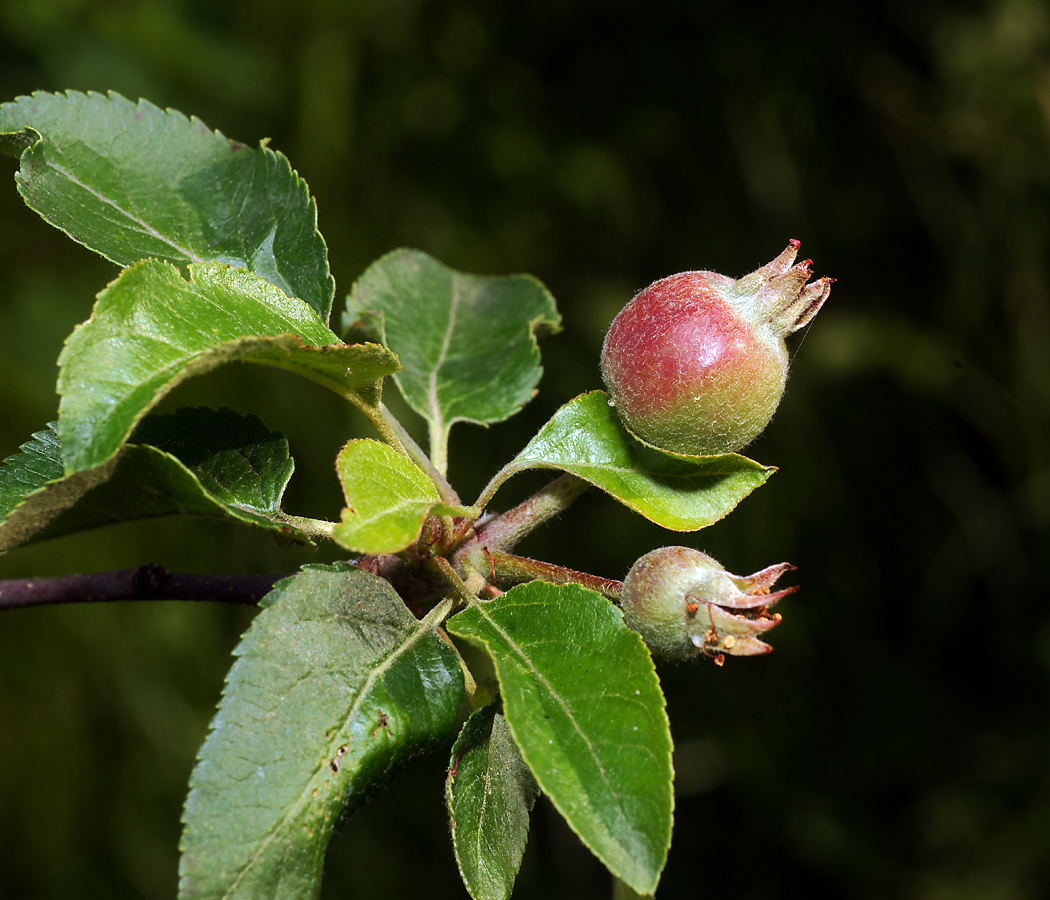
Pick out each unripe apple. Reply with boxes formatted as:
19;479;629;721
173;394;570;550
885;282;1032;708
620;546;795;661
600;241;832;456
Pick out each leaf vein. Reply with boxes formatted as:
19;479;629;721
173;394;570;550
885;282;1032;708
219;605;445;899
425;275;462;439
473;604;629;837
46;160;201;262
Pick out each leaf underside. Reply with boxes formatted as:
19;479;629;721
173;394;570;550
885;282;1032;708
447;582;674;895
0;90;335;320
497;391;774;530
179;563;464;900
0;408;307;553
57;260;398;474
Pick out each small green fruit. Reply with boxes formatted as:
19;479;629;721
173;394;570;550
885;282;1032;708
600;241;832;456
621;546;795;661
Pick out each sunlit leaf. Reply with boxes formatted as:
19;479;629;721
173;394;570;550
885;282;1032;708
57;260;398;473
180;564;464;900
447;582;674;895
344;248;560;471
333;439;475;554
0;90;334;319
482;391;773;530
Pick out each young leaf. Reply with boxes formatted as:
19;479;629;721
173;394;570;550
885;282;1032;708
480;391;774;531
344;248;561;474
179;563;464;900
0;91;335;320
446;705;540;900
57;260;399;473
333;439;475;555
0;409;311;552
447;582;674;896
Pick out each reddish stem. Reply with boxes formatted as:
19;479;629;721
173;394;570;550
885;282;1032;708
473;473;590;552
486;550;623;601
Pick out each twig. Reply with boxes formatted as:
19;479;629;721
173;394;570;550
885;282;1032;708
472;473;590;552
0;565;287;612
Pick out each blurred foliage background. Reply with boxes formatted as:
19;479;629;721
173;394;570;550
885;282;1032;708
2;0;1050;897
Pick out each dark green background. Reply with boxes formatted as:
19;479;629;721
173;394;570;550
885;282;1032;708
2;1;1048;897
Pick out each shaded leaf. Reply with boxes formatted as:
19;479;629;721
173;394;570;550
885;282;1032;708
0;409;308;552
0;91;334;320
179;563;464;900
57;260;399;473
332;439;475;554
131;407;295;516
0;423;64;522
482;391;773;531
447;582;674;895
446;705;540;900
344;248;560;471
0;125;38;157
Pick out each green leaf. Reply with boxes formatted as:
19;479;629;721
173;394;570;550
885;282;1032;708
57;260;399;473
179;563;464;900
0;125;38;157
332;439;475;555
344;248;560;473
0;91;335;320
613;879;654;900
0;423;64;522
482;391;774;531
446;705;540;900
0;409;310;552
447;582;674;895
131;407;295;517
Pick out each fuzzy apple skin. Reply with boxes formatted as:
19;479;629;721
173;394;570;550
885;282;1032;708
601;273;786;455
601;241;832;456
622;546;712;660
621;546;795;661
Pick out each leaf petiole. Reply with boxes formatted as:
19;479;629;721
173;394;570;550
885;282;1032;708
268;513;337;541
613;877;654;900
473;473;590;552
377;401;461;505
432;556;485;608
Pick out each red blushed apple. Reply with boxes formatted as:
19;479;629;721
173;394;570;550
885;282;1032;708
601;241;833;456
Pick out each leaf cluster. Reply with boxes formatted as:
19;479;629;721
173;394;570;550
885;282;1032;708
0;92;777;899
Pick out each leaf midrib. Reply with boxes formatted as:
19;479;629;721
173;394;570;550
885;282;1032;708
220;603;447;898
44;160;201;262
470;599;631;847
509;456;759;485
425;274;463;437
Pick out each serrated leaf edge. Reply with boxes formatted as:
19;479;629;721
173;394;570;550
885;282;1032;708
181;585;455;897
1;89;336;319
450;587;673;894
